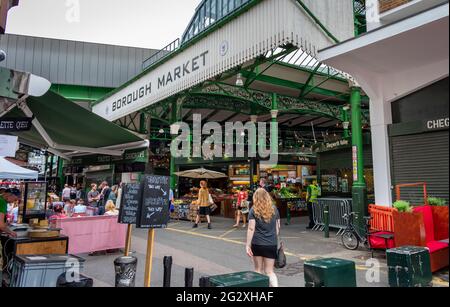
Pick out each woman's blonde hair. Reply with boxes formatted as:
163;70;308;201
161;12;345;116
200;180;207;188
105;200;116;212
252;188;275;223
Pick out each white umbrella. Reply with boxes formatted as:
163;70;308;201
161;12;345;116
174;167;228;179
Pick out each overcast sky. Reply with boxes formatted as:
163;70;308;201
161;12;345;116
6;0;200;49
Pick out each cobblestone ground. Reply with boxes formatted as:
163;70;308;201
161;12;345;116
81;216;449;287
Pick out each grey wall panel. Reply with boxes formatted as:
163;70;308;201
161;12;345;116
127;48;137;81
32;37;43;75
89;44;100;86
6;35;17;70
15;35;27;71
119;47;129;86
112;46;121;86
24;37;35;73
97;44;107;87
58;40;68;84
104;46;114;87
73;41;84;85
40;38;52;78
81;42;91;86
49;39;60;82
0;34;156;88
65;41;76;84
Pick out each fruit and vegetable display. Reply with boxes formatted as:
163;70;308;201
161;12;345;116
273;187;302;199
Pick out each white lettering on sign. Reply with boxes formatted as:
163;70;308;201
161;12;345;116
427;118;449;130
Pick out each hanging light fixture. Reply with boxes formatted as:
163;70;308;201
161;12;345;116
235;73;244;86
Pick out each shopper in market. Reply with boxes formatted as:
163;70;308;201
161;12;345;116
104;200;119;216
193;180;213;229
306;180;321;230
246;188;280;287
49;203;68;220
87;183;100;212
73;199;88;215
62;184;71;201
108;185;118;204
98;181;112;216
233;186;249;228
0;189;19;278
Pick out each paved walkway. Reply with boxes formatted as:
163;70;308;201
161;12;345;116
81;216;449;287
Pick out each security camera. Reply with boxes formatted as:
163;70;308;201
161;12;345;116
0;50;6;62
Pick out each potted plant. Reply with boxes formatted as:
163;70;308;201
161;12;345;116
427;197;447;207
427;197;449;241
393;200;412;212
392;200;425;247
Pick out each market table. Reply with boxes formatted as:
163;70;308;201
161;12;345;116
52;216;127;255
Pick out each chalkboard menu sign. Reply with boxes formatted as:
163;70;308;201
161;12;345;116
137;175;170;229
118;183;143;225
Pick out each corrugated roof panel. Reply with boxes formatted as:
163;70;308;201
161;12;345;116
0;34;157;88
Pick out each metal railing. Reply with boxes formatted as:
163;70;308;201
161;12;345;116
142;38;180;71
312;198;352;235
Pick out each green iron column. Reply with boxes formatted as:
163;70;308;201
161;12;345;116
249;115;258;191
170;99;182;193
350;85;368;235
57;157;65;189
271;93;279;159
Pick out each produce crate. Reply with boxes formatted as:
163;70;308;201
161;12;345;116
304;258;356;287
386;246;432;287
208;271;269;287
10;254;85;287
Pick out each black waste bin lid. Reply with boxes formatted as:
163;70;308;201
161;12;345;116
114;256;138;265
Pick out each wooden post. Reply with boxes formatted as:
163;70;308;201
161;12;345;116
144;229;155;287
124;224;133;256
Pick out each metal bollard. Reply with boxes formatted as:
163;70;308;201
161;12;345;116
163;256;173;287
114;256;138;287
199;276;210;287
185;268;194;287
324;204;329;238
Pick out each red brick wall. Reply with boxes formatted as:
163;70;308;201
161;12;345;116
379;0;412;13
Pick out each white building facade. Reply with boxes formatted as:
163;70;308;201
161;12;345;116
319;0;449;206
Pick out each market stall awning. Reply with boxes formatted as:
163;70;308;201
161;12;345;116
0;157;38;180
0;67;149;159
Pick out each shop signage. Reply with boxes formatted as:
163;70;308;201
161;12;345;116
426;117;449;131
314;139;350;152
92;0;354;121
118;182;143;225
137;175;170;229
0;118;32;132
0;134;17;157
69;149;148;166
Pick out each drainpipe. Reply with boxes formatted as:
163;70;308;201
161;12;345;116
271;93;279;161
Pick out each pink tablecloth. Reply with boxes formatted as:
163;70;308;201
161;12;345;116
54;216;128;254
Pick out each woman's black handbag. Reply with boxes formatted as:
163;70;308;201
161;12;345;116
275;241;287;269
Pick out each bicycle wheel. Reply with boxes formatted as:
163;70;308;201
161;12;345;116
341;231;360;250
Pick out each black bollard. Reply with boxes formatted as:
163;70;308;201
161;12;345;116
185;268;194;287
199;276;210;287
114;256;138;287
163;256;173;287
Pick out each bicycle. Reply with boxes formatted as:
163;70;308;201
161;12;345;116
341;212;371;250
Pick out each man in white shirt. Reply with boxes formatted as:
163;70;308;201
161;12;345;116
62;184;71;201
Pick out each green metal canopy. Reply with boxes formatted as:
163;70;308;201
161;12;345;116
1;67;148;159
